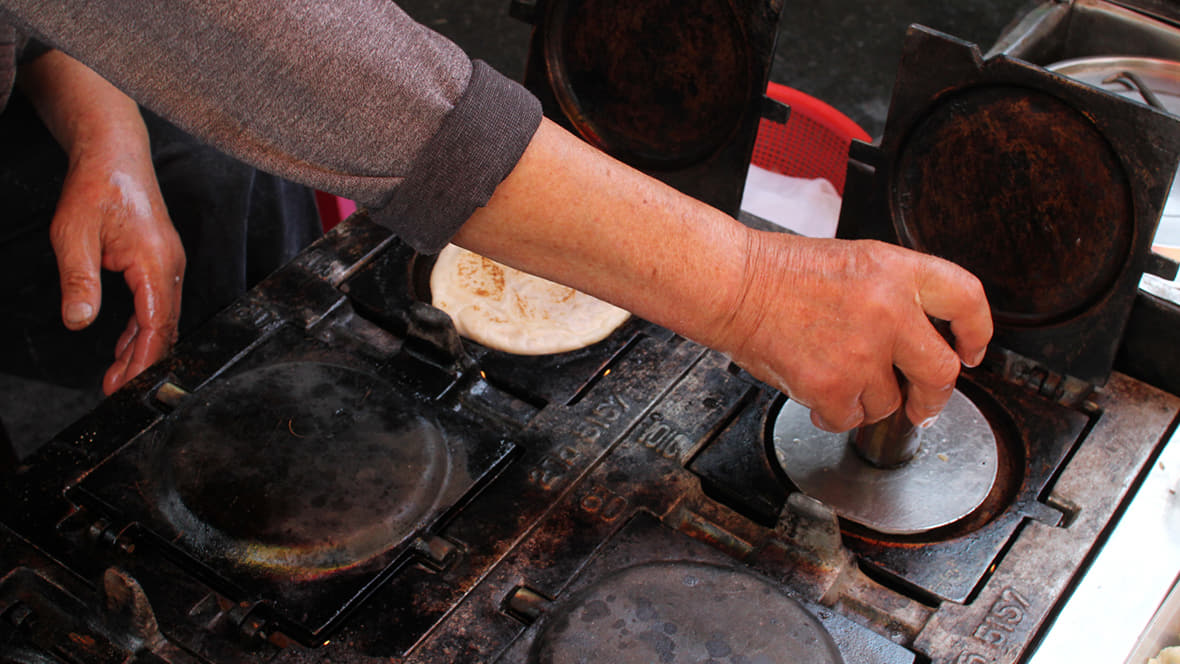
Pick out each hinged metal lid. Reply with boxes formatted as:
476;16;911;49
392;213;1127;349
518;0;785;216
1108;0;1180;26
838;26;1180;386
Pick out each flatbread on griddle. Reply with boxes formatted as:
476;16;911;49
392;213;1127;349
429;244;631;355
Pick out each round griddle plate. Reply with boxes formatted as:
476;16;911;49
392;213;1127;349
158;362;453;577
772;390;998;535
893;85;1134;327
529;562;844;664
543;0;752;168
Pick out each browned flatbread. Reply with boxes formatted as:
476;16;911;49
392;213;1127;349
430;244;631;355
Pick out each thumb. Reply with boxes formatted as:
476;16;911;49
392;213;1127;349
51;217;104;331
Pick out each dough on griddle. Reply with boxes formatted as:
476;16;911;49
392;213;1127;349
1150;646;1180;664
429;244;631;355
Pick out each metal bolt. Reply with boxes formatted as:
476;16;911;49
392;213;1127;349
154;381;189;410
504;586;550;623
413;535;458;569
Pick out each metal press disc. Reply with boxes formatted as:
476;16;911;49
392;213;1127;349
529;562;843;664
772;390;998;535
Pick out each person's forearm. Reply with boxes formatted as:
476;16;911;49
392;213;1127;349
2;0;539;251
17;48;150;165
453;118;750;352
455;118;992;432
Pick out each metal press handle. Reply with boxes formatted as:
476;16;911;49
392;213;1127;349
851;375;922;468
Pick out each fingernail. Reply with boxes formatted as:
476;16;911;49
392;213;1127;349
65;302;93;326
918;415;939;429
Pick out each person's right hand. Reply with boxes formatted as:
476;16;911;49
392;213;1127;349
708;232;992;433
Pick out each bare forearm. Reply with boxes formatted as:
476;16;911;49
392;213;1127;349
454;118;992;432
15;48;185;395
453;118;751;352
17;49;150;164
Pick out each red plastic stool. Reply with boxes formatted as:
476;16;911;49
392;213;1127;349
751;82;871;195
315;191;358;231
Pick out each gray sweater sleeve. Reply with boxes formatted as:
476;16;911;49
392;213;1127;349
0;0;541;253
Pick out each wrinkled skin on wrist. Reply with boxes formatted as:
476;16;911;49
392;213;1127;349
713;231;991;433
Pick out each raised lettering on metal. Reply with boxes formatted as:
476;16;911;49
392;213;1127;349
636;415;692;459
579;483;628;521
526;446;580;491
575;393;630;445
971;586;1031;649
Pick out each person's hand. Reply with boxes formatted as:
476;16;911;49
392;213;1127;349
710;233;991;433
19;50;185;394
50;143;185;395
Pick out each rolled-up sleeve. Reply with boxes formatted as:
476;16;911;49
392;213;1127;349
0;0;542;252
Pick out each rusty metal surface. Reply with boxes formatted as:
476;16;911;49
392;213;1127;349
528;561;845;663
914;372;1180;664
1;214;1177;664
895;85;1134;327
542;0;752;168
520;0;784;215
838;25;1180;384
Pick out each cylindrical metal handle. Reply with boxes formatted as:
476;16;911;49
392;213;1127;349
851;374;921;468
852;408;921;468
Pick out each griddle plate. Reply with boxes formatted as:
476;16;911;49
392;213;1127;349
544;0;751;168
838;26;1180;383
160;362;453;578
69;356;514;642
530;562;844;664
895;85;1134;327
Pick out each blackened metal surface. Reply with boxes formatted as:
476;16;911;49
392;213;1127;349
5;13;1180;662
141;362;452;573
1;215;1177;664
528;561;844;664
688;387;787;525
543;0;752;169
693;368;1089;602
520;0;784;215
837;26;1180;384
894;85;1133;326
1117;288;1180;395
914;373;1179;663
342;241;674;409
497;512;917;664
839;371;1088;603
61;318;518;644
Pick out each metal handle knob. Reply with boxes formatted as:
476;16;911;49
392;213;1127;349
851;375;921;468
